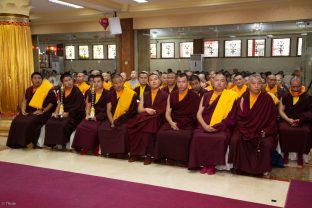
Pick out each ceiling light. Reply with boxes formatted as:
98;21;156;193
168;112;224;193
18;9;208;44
252;23;263;32
267;34;274;38
229;35;236;38
301;33;308;36
151;32;157;38
133;0;148;3
296;21;306;28
48;0;83;8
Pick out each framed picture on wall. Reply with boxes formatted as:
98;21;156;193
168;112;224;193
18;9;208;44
204;40;219;57
297;37;302;56
161;42;175;58
78;45;89;59
224;40;241;57
179;42;193;58
65;45;75;60
150;43;157;59
107;44;116;59
271;38;290;56
247;39;265;57
93;45;104;59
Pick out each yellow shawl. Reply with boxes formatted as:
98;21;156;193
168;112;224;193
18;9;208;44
290;86;305;105
231;85;247;97
103;81;112;90
210;89;238;126
29;79;53;109
113;87;135;120
77;82;90;95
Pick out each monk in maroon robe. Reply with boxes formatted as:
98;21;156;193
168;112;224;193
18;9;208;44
98;74;137;157
127;73;168;165
44;73;85;148
7;72;57;148
133;71;151;98
278;76;312;167
188;73;237;175
72;75;109;155
230;74;277;176
155;73;200;164
189;74;207;98
161;71;178;94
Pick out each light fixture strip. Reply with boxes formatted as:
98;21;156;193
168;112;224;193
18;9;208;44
48;0;84;9
133;0;148;3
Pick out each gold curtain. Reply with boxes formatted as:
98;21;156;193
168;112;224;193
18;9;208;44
0;15;34;113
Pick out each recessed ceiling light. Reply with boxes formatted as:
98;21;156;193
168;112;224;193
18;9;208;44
229;35;236;38
133;0;148;3
301;33;308;36
48;0;83;9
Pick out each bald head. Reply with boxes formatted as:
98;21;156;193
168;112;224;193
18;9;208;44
266;74;277;88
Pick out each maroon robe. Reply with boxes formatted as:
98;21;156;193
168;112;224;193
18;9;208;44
161;85;178;94
72;90;109;150
195;88;207;98
188;91;237;168
98;91;137;154
230;91;277;174
279;92;312;154
44;86;85;146
7;87;57;148
127;90;168;156
133;85;151;97
155;90;200;162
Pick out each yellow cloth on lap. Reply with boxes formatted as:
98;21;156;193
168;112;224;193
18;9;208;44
113;87;135;120
209;90;237;126
29;79;53;109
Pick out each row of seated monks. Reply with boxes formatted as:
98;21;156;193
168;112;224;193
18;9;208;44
7;70;312;176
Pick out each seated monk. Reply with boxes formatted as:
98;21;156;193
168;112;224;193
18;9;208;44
72;75;109;155
230;74;277;176
189;74;207;98
76;72;90;98
188;73;237;175
44;73;86;148
102;72;112;91
161;71;178;94
7;72;57;148
278;76;312;167
265;74;285;99
155;73;200;164
160;72;168;89
133;71;151;99
231;73;247;98
98;74;137;157
127;73;168;165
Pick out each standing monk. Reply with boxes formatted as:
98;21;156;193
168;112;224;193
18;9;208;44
188;73;237;175
230;74;277;176
72;75;109;155
44;73;85;148
278;76;312;167
98;74;137;157
155;73;200;164
127;73;168;165
7;72;57;148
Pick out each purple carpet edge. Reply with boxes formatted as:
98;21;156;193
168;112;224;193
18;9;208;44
0;161;276;207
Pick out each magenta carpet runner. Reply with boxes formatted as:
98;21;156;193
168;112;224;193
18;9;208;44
284;179;312;208
0;161;279;208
